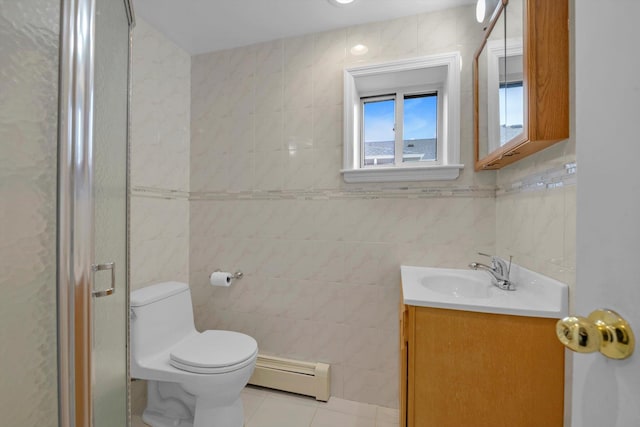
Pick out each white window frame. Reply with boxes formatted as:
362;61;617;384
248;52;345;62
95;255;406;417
342;52;463;183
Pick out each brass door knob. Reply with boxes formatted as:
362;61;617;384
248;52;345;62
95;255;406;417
556;309;635;360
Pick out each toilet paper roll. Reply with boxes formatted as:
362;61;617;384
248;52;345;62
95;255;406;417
209;271;233;287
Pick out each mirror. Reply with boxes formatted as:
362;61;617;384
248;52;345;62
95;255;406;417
475;0;526;167
474;0;569;170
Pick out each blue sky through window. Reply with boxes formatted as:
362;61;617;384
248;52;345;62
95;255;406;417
403;95;437;140
363;99;395;143
363;95;437;142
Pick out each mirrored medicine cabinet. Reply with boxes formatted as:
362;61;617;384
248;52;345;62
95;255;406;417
474;0;569;170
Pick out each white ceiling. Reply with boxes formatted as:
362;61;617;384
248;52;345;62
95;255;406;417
133;0;476;55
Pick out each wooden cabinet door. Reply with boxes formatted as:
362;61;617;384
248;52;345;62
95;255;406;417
408;306;564;427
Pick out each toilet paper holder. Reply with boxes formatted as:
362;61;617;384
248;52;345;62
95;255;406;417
214;269;243;280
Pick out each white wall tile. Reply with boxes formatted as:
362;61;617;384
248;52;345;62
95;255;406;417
313;65;343;108
284;148;315;189
254;150;285;191
312;147;343;190
314;29;347;67
312;282;347;324
313;105;342;149
379;16;419;60
284;34;315;73
256;40;284;77
255;112;284;152
132;19;190;192
284;71;313;110
496;185;575;289
417;8;458;54
284;108;314;151
228;76;256;117
255;71;284;114
228;45;256;80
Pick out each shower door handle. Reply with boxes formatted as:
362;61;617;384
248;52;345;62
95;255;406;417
91;262;115;297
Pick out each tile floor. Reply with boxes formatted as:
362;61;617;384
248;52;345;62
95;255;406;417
132;385;399;427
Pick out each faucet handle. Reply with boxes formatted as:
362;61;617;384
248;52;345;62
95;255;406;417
476;253;514;279
477;252;500;270
477;253;510;276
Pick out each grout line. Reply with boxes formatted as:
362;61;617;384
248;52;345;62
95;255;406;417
307;406;319;427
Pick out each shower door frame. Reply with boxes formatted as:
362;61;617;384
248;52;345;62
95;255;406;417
57;0;135;426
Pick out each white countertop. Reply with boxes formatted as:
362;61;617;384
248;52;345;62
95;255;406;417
401;264;569;318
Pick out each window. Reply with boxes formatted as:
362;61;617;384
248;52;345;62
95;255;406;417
498;81;524;144
362;92;439;167
362;96;396;166
342;53;463;183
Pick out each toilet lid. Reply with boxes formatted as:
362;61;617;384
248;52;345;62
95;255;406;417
170;331;258;374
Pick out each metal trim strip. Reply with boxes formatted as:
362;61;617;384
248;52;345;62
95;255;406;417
58;0;96;425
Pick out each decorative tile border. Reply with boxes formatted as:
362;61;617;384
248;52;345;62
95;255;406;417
133;165;575;202
497;162;577;196
131;186;189;200
189;186;497;201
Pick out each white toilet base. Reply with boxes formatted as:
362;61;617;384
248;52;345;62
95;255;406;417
142;380;245;427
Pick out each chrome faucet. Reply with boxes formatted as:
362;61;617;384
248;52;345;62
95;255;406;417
469;253;515;291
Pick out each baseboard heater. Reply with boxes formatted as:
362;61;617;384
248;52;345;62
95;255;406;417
248;354;330;402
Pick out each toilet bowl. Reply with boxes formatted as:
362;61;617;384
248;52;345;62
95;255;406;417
131;282;258;427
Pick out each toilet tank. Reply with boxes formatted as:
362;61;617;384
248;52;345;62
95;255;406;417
130;282;196;364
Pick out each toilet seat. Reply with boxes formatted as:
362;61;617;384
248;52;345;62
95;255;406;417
170;330;258;374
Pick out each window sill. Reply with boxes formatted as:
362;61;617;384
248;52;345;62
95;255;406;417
341;164;464;183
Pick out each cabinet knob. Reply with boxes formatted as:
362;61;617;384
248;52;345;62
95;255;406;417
556;309;635;360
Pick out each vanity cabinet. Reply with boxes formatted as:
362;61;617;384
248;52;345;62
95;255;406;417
400;303;564;426
474;0;569;170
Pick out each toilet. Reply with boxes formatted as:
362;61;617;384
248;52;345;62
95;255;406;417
131;281;258;427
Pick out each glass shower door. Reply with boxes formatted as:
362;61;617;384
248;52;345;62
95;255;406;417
92;0;131;426
58;0;134;425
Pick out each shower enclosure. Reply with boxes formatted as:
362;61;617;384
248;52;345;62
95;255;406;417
1;0;133;425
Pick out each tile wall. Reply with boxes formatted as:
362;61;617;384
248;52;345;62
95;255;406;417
130;18;191;414
189;5;496;408
130;19;191;291
495;141;577;294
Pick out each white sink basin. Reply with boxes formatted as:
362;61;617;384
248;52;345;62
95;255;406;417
401;264;569;318
421;272;493;299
